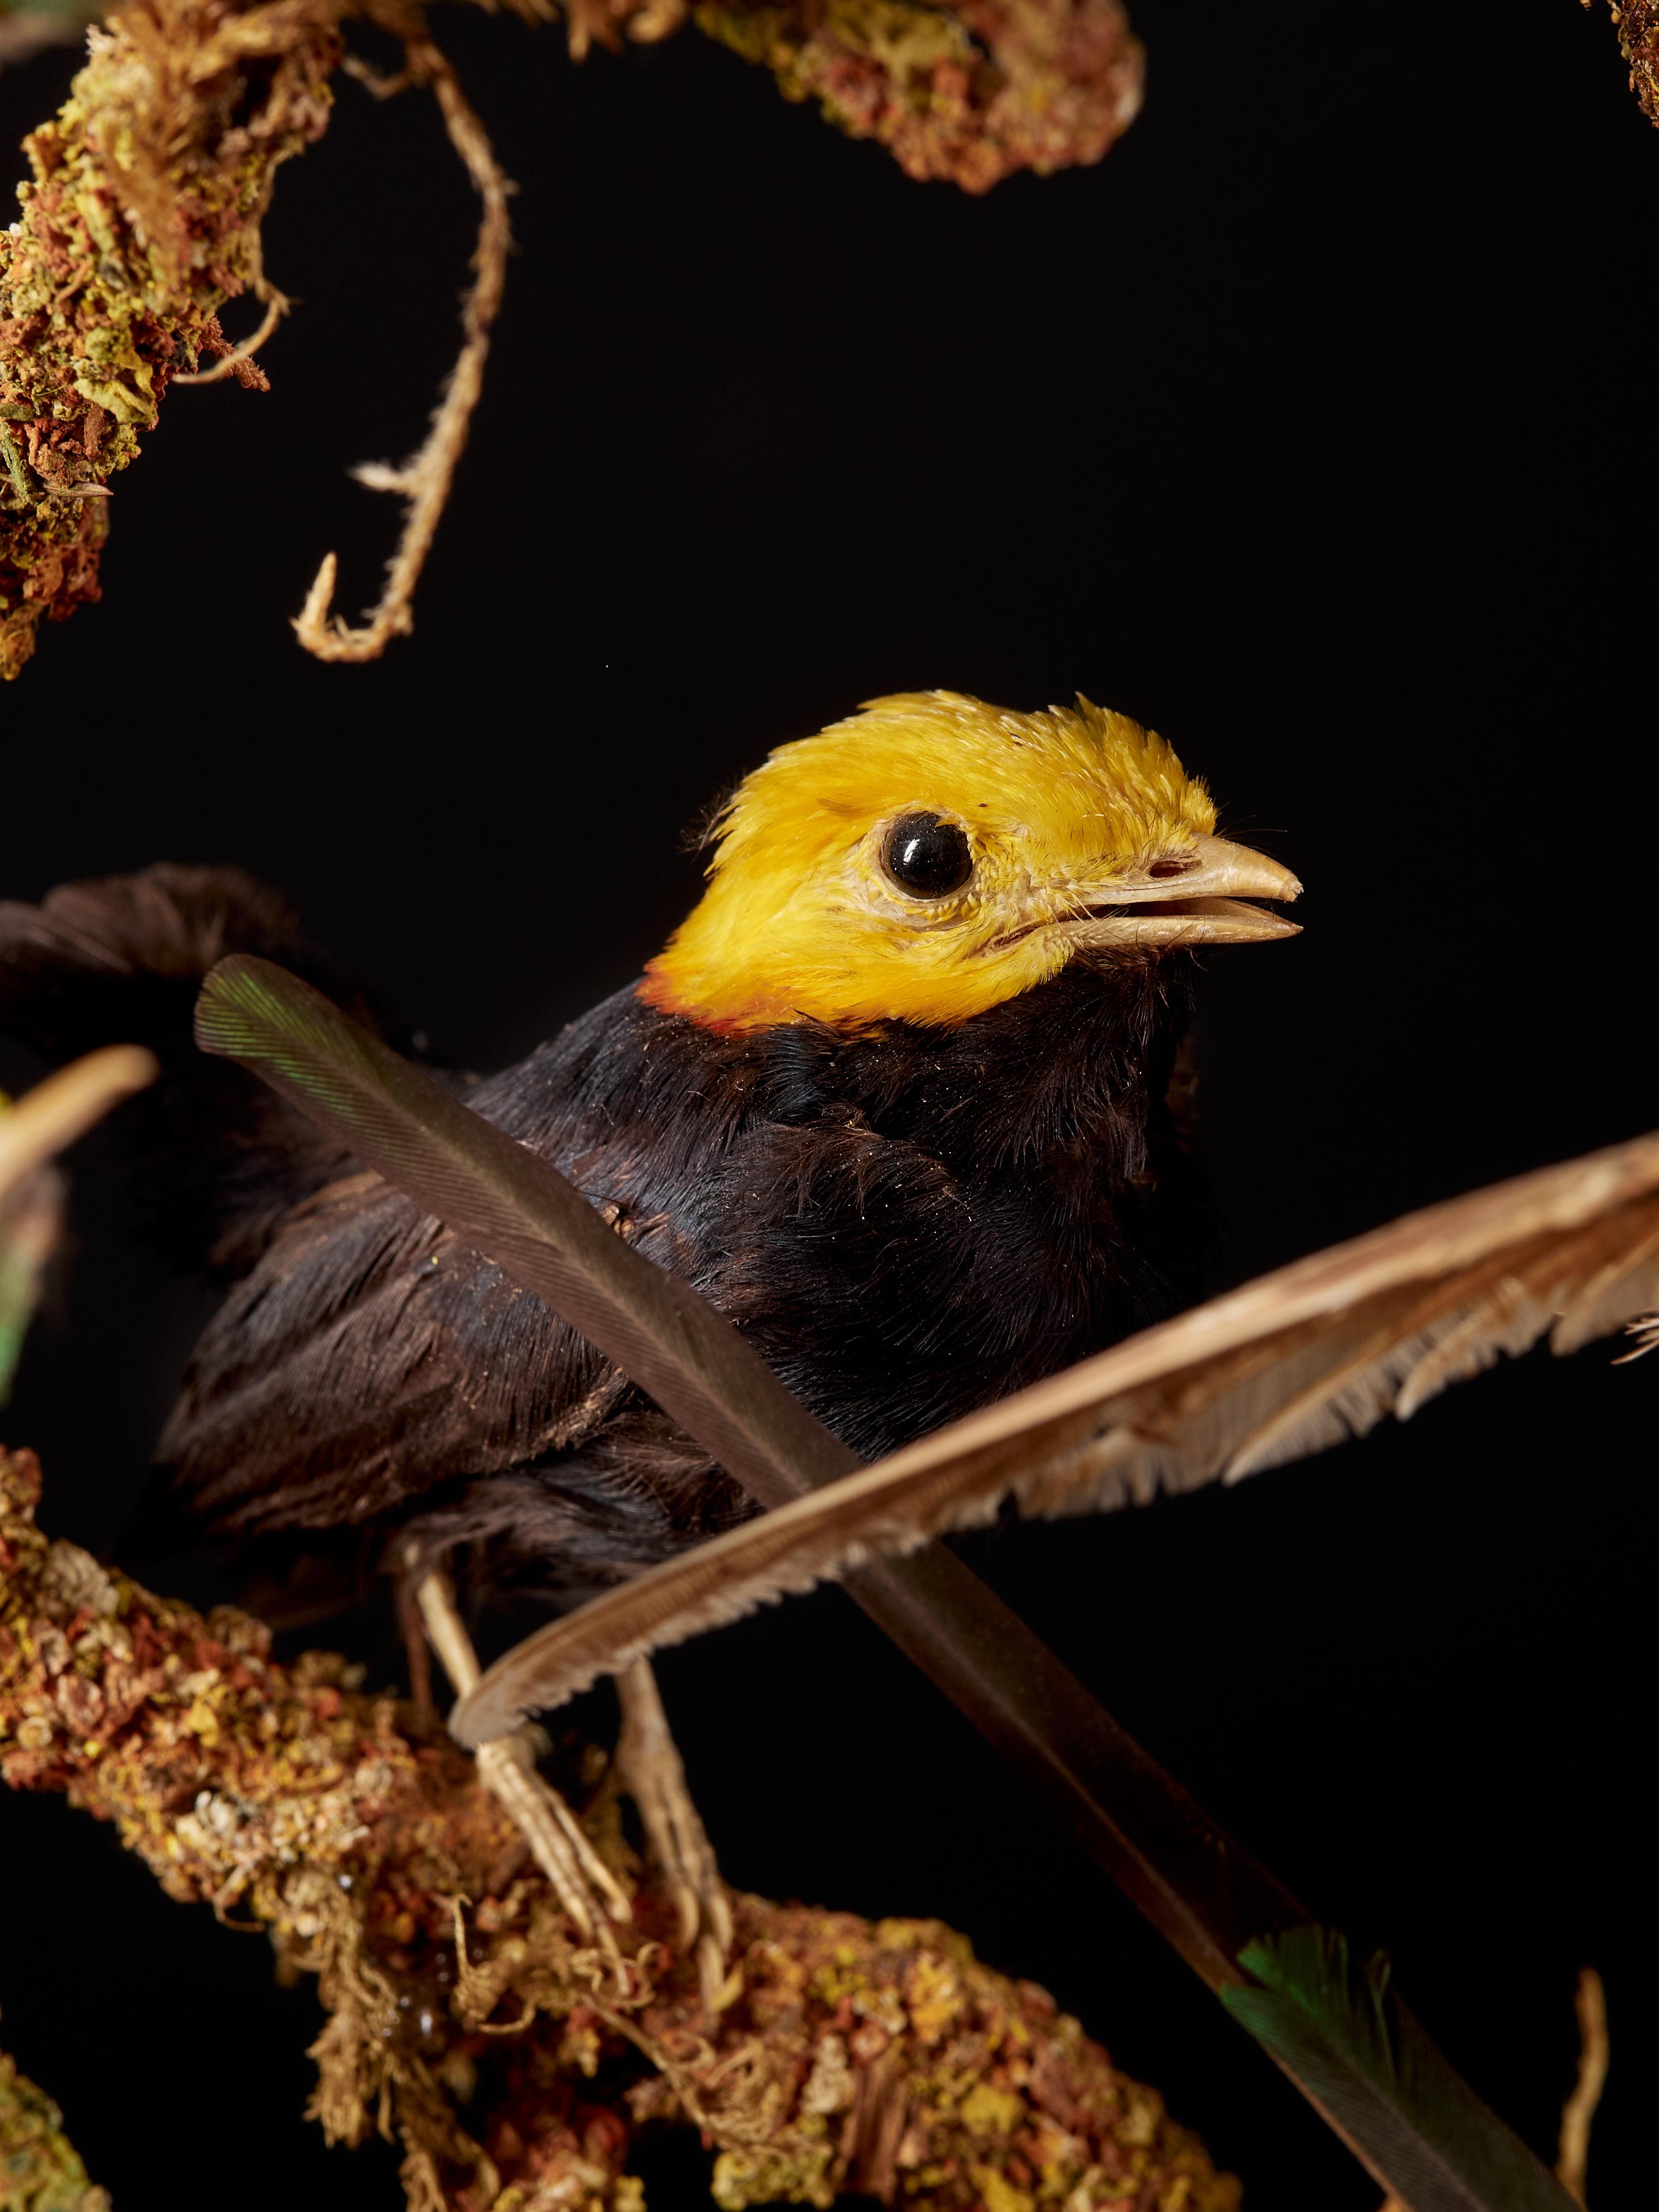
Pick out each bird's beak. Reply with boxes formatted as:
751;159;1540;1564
1054;834;1303;949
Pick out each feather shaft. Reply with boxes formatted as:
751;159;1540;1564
848;1543;1305;1990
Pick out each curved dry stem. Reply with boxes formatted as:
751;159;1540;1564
0;1048;157;1205
293;28;512;662
1556;1967;1608;2205
172;286;289;386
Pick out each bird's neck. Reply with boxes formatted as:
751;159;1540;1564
748;955;1196;1190
516;961;1210;1452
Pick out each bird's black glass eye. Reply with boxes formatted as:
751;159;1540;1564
882;812;973;898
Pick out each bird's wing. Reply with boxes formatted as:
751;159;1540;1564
457;1127;1659;1729
161;1159;634;1533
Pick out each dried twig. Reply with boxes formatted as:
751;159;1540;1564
0;1048;158;1204
172;287;291;386
1556;1968;1608;2206
292;28;513;661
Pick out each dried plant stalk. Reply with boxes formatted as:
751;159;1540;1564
0;1443;1239;2211
290;28;512;662
1555;1969;1608;2206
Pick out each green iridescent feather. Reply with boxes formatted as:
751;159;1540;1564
1222;1928;1575;2212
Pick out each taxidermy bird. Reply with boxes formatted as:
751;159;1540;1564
0;689;1302;1957
0;690;1301;1577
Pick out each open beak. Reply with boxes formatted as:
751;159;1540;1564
1055;834;1303;949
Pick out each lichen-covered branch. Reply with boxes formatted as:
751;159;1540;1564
0;1444;1239;2211
0;0;346;676
1588;0;1659;125
0;2048;109;2212
695;0;1139;192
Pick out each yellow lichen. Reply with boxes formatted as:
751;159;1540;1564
960;2081;1026;2137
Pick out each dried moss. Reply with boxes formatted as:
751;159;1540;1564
0;0;346;676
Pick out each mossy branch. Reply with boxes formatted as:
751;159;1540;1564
0;0;344;678
1586;0;1659;125
0;0;1141;678
0;1444;1239;2212
0;2048;110;2212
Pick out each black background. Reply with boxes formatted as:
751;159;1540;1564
1;3;1653;2206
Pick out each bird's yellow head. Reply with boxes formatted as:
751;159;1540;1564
641;691;1301;1033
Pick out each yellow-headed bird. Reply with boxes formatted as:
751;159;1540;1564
0;690;1299;1596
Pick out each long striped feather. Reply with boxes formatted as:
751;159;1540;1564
457;1136;1659;1740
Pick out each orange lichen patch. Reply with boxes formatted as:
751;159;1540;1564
0;1443;1238;2211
